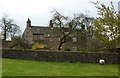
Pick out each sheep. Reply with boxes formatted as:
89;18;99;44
99;58;105;65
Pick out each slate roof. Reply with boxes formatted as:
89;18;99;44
30;26;62;36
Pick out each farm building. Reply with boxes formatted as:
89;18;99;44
22;18;88;50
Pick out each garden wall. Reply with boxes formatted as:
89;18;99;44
2;49;119;64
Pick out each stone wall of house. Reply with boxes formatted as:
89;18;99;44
22;26;33;45
2;49;119;64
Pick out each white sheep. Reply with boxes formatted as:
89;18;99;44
99;59;105;65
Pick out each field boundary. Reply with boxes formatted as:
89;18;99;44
2;49;119;64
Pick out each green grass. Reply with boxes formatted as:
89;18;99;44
2;58;118;76
0;58;2;77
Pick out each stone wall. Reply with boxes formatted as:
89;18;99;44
2;49;119;64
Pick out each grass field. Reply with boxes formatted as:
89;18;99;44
0;58;2;77
2;58;118;76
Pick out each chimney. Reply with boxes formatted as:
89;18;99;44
26;18;31;27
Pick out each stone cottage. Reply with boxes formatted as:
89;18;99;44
22;18;87;50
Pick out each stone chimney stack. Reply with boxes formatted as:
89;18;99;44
26;18;31;27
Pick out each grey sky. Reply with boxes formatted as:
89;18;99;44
0;0;119;33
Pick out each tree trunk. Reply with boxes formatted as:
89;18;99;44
113;39;116;53
3;25;7;40
58;37;66;50
58;42;63;50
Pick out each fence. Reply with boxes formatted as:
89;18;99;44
2;49;119;64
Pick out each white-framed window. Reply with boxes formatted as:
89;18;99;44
73;46;77;50
58;38;61;41
65;32;69;35
37;29;39;31
73;37;77;42
49;38;53;41
51;27;53;30
40;37;44;40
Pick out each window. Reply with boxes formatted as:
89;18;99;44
37;29;39;31
58;38;61;41
73;37;77;42
51;27;53;30
49;38;53;41
73;46;77;50
40;37;44;40
65;32;69;35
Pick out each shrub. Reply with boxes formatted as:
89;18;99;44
32;43;45;50
10;36;27;49
77;48;86;52
12;45;24;49
65;48;71;51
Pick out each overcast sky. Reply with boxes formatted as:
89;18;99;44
0;0;119;33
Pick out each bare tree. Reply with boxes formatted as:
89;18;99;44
8;24;21;39
0;15;20;40
50;10;90;50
